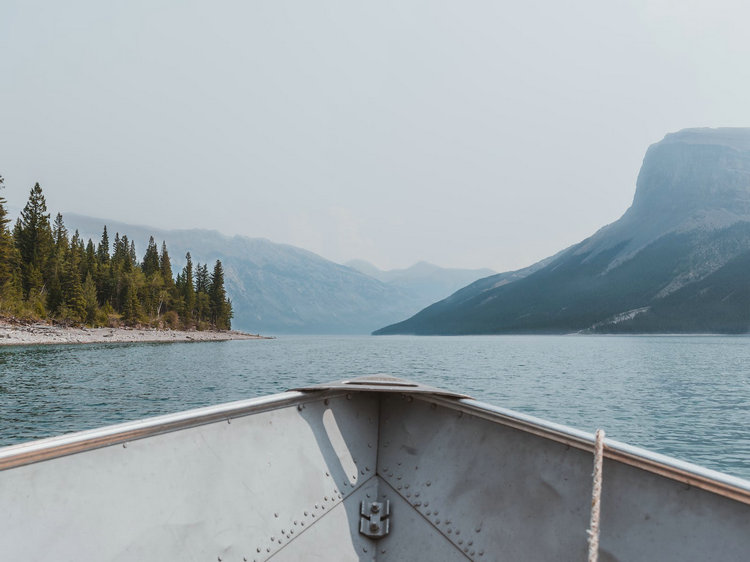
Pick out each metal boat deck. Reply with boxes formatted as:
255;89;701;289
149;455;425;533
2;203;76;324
1;375;749;561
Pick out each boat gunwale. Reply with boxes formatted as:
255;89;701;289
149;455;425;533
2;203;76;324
0;390;308;471
2;384;749;507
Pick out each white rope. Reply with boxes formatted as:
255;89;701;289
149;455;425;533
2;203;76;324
587;428;605;562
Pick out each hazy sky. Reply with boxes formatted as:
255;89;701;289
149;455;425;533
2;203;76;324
2;1;749;272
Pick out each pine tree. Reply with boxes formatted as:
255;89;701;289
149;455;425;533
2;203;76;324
177;252;195;325
112;233;121;260
159;241;175;291
97;226;110;264
45;213;68;314
209;259;232;329
109;232;127;310
192;262;209;323
52;213;68;249
195;263;208;293
95;227;112;309
115;234;133;273
70;230;86;281
142;236;159;277
15;183;53;300
112;233;127;265
153;241;174;319
84;239;97;279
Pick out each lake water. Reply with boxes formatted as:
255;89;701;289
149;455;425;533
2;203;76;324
1;335;749;480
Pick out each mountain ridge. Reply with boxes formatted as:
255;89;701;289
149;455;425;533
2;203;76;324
375;127;750;335
63;214;492;334
345;259;495;306
64;213;415;334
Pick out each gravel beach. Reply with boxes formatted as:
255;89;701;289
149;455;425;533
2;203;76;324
0;321;268;346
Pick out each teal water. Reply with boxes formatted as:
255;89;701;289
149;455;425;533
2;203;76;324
1;335;749;480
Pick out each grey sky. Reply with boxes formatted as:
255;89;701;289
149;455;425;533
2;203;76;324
2;0;749;272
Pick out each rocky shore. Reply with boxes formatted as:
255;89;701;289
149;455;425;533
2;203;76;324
0;320;269;346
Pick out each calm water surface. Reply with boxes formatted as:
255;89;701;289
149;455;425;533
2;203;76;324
1;335;749;480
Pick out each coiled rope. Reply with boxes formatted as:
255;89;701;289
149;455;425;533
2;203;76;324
587;429;605;562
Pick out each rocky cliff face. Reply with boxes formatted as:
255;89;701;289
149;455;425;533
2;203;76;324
635;128;750;215
576;128;750;269
375;128;750;335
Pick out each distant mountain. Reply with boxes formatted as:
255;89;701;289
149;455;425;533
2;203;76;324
375;128;750;335
63;214;418;334
345;260;495;307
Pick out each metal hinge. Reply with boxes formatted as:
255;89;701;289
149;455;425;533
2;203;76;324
360;500;390;539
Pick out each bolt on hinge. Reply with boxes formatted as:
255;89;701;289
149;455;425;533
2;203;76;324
360;500;390;539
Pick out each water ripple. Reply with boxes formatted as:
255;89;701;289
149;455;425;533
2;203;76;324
1;335;749;479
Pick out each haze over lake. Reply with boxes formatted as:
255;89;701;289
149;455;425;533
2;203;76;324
2;335;749;480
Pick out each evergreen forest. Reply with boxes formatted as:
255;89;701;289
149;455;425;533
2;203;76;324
0;178;232;330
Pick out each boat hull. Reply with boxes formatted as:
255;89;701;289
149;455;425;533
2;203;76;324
1;376;748;561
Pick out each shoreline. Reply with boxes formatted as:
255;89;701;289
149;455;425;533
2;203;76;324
0;321;271;347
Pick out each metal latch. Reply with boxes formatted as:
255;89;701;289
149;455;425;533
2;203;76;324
360;500;390;539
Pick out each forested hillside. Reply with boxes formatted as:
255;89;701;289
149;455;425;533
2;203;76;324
0;178;232;330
